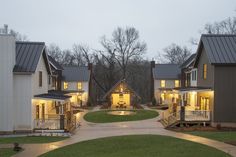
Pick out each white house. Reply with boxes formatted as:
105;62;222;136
152;64;181;105
61;66;91;107
0;35;75;134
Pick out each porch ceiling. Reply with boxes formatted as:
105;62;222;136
173;86;212;93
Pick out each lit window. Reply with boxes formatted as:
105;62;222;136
161;93;165;101
203;64;207;79
39;71;42;87
64;82;68;89
77;82;82;90
160;80;165;88
175;80;179;87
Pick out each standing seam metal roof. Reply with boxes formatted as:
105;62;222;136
195;34;236;66
14;42;50;73
62;66;90;82
152;64;181;80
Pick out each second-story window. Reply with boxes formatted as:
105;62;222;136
64;82;68;89
39;71;42;87
203;64;207;80
77;82;82;90
175;80;179;87
160;80;165;88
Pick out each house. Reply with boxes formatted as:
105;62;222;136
61;66;92;107
48;55;64;91
191;34;236;127
0;35;75;134
160;34;236;128
103;79;140;109
180;53;197;87
151;63;181;105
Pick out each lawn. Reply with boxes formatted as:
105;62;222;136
0;148;17;157
39;135;230;157
84;110;159;123
186;131;236;142
0;136;68;144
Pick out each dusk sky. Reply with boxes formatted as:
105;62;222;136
0;0;235;59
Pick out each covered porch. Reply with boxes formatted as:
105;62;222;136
162;87;214;125
103;79;140;110
33;93;76;131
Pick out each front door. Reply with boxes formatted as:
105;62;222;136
200;97;210;110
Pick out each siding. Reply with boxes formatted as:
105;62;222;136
13;75;33;130
154;79;178;101
197;48;214;88
213;66;236;123
0;35;15;132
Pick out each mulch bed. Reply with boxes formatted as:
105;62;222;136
170;126;236;132
225;141;236;146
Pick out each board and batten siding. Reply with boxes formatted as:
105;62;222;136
0;35;15;132
197;48;214;88
13;75;33;130
13;51;49;131
213;66;236;124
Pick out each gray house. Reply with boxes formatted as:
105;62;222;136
193;34;236;127
160;34;236;128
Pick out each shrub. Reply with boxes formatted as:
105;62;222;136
152;97;157;106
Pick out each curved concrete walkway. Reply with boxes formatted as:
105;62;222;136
10;110;236;157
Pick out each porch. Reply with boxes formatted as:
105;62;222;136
161;87;213;127
33;93;77;132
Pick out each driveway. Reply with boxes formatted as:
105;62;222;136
12;109;236;157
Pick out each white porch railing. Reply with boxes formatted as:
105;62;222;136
161;110;211;126
184;110;211;121
34;119;62;130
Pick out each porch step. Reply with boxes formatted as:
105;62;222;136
30;132;71;137
34;129;65;133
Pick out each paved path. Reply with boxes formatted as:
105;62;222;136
8;110;236;157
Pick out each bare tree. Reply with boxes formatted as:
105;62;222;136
101;27;147;79
47;44;63;63
163;43;192;64
203;17;236;34
9;29;28;41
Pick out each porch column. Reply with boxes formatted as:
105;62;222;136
59;102;65;130
180;93;185;122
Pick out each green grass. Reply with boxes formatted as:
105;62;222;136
186;131;236;142
0;148;17;157
84;110;159;123
0;136;68;144
39;135;230;157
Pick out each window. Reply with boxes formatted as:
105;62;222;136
64;82;68;89
175;80;179;87
77;82;82;90
160;80;165;88
203;64;207;79
192;70;197;81
39;71;42;87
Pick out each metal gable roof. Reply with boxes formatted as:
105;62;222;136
194;34;236;66
62;66;90;82
48;55;64;70
180;53;196;68
14;41;51;73
152;64;181;80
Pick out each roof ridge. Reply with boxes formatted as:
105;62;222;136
16;41;45;44
202;34;236;37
